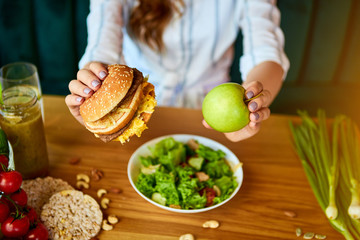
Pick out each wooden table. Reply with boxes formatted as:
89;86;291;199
43;95;343;240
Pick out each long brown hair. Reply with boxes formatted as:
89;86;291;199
129;0;184;53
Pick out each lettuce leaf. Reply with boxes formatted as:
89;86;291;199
154;170;180;205
135;173;156;198
203;159;232;178
150;137;186;171
196;144;225;162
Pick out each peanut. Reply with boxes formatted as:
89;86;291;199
69;157;81;165
91;168;104;181
109;187;122;194
284;210;297;218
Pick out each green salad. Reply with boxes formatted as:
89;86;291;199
135;137;238;210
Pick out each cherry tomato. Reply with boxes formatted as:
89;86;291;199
0;200;10;223
1;215;30;238
200;187;216;207
24;222;49;240
0;155;9;172
10;188;28;207
0;170;22;194
0;197;15;212
24;206;38;225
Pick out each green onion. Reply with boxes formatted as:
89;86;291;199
339;117;360;220
290;110;360;239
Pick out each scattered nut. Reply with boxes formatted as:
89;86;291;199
303;232;315;239
284;210;297;218
101;197;110;209
69;157;81;165
315;234;326;239
76;173;90;183
108;215;119;225
76;181;89;190
195;172;209;182
101;220;113;231
109;187;122;194
295;227;302;237
213;185;221;196
91;168;104;181
202;220;220;229
179;233;195;240
97;189;107;198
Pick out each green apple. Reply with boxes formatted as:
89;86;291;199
202;83;249;132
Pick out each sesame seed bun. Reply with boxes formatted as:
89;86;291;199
79;64;157;143
80;65;134;122
84;84;143;134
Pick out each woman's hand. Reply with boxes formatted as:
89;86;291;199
65;62;108;124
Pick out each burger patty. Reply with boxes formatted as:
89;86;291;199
96;68;144;143
97;115;134;143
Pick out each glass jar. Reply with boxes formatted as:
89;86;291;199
0;86;48;179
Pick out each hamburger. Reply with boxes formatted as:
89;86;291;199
79;64;157;143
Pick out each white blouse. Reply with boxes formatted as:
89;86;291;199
80;0;290;108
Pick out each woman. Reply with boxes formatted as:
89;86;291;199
66;0;289;142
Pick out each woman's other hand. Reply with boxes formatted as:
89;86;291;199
202;61;284;142
65;62;108;124
202;81;271;142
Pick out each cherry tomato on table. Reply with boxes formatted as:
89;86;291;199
24;222;49;240
24;206;38;225
10;188;28;207
0;200;10;223
1;215;30;238
0;170;22;194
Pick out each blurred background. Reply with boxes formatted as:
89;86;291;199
0;0;359;122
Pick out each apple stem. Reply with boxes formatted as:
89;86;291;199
245;93;263;103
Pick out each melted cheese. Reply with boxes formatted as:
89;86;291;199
114;85;156;143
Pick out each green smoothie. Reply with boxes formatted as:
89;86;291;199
0;87;48;179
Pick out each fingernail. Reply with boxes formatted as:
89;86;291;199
249;102;258;111
76;97;83;102
92;80;100;88
246;91;254;99
84;88;91;94
253;112;260;120
99;71;107;79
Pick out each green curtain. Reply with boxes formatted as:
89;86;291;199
0;0;89;95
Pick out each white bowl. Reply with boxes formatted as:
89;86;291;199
127;134;243;213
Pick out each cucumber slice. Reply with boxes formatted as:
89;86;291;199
151;192;167;205
188;156;204;171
